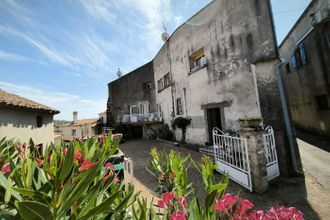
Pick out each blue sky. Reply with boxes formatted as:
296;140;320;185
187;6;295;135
0;0;310;120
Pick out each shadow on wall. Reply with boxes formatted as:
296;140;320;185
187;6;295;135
295;128;330;153
0;114;52;130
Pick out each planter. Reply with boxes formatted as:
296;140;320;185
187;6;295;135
239;118;262;129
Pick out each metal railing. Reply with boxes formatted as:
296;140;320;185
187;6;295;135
121;112;162;123
263;126;280;180
213;127;252;191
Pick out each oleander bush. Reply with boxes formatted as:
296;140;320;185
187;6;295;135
0;137;303;220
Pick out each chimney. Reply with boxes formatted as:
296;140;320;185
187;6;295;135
73;111;78;123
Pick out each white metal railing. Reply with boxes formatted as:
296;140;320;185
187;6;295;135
121;112;162;123
122;157;134;183
263;126;280;180
213;127;252;191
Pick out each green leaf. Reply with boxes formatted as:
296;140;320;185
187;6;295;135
4;178;12;204
78;190;121;219
58;144;74;184
14;187;51;204
16;201;52;220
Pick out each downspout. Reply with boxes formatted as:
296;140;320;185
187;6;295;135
275;59;300;174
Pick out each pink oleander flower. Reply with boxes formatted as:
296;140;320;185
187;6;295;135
223;193;238;210
239;198;254;213
101;173;112;186
113;176;120;184
178;196;187;207
105;162;115;172
158;172;164;180
163;191;175;205
249;210;265;220
63;148;68;156
157;199;166;208
214;198;226;211
79;160;97;172
74;150;83;161
266;206;303;220
1;162;10;174
157;191;175;209
170;210;186;220
36;157;43;167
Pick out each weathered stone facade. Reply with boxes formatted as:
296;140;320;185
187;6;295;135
279;0;330;138
107;0;297;176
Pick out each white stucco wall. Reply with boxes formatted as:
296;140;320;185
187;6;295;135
59;124;97;140
0;108;55;147
153;0;277;145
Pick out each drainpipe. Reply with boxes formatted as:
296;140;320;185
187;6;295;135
275;59;300;174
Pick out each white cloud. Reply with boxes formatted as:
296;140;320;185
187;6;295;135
79;0;117;24
0;81;106;121
0;50;31;62
0;25;80;68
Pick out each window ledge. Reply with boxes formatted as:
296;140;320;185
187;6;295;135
188;64;207;76
157;84;171;93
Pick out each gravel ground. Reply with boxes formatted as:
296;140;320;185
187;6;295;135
120;139;329;220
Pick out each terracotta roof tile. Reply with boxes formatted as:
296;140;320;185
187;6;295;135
0;89;60;114
59;118;99;127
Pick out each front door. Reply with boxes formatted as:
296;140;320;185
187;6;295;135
207;108;222;144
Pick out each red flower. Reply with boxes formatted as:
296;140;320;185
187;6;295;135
105;162;115;172
223;193;238;209
36;157;43;167
170;210;186;220
63;148;68;156
214;199;226;212
162;192;175;205
158;172;164;180
74;150;83;161
239;198;254;213
1;162;10;174
102;173;112;186
79;160;97;172
113;176;120;184
178;196;187;207
157;199;166;208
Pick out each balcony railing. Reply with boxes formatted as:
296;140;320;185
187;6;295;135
121;112;162;123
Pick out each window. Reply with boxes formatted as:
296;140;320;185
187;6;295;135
285;63;291;74
157;104;162;116
157;78;164;92
72;129;76;136
315;94;329;110
143;82;152;89
130;105;139;114
176;98;183;115
36;116;43;128
164;73;171;87
291;43;307;71
189;47;206;71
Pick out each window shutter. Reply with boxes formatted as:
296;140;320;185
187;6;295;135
299;43;307;65
291;54;298;71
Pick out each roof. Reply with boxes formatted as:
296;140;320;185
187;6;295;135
278;0;315;48
59;118;99;127
0;89;60;114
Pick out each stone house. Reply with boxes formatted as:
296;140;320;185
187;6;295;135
0;89;59;151
107;61;162;139
107;0;299;176
58;111;99;141
279;0;330;138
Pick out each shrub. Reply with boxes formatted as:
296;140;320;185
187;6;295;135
172;117;191;143
0;136;136;219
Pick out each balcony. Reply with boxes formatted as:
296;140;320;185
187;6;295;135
120;112;162;124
